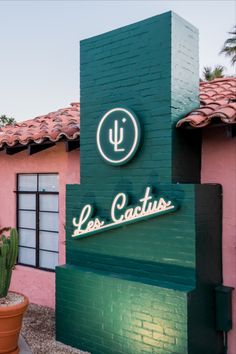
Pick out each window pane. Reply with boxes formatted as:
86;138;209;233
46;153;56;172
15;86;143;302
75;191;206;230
18;211;36;229
18;174;37;191
39;212;58;232
19;194;36;210
19;229;36;248
40;231;58;252
39;251;58;270
18;247;36;266
39;174;59;192
39;195;58;212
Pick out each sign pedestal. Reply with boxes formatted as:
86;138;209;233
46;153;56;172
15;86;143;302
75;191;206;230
56;12;223;354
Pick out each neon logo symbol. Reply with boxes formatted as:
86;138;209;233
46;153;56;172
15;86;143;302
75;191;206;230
109;119;126;152
96;107;141;166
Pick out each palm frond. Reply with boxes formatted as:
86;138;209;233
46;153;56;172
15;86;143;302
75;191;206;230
224;37;236;45
220;25;236;65
229;26;236;35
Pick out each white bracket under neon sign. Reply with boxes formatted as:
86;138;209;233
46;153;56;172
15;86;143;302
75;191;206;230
72;187;178;239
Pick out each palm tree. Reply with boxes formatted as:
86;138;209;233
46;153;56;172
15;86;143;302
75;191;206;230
202;65;225;81
220;26;236;65
0;115;16;127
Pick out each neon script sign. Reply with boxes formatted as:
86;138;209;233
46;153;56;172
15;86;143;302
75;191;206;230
72;187;178;239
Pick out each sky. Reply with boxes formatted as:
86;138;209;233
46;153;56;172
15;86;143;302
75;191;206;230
0;0;235;122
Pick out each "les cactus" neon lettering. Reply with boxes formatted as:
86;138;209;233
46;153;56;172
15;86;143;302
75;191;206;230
72;187;178;239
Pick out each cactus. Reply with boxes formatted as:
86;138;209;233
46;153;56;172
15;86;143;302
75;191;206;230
0;228;18;298
109;120;125;152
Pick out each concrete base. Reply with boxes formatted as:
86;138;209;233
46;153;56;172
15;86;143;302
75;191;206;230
19;335;32;354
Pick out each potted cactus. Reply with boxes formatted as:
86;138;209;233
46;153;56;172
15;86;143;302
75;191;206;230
0;227;29;354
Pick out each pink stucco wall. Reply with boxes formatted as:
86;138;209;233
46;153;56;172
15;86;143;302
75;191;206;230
0;142;80;308
201;127;236;354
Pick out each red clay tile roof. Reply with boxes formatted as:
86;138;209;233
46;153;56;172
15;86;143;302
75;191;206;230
0;103;80;148
176;77;236;128
1;78;235;148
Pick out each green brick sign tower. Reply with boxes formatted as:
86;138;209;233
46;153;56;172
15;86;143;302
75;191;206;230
56;12;223;354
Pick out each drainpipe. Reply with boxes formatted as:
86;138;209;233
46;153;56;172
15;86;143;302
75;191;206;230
215;286;234;354
223;331;228;354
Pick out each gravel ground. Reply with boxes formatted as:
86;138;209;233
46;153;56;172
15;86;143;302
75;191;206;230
21;303;90;354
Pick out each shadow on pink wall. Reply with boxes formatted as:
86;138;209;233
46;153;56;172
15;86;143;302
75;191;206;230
201;127;236;354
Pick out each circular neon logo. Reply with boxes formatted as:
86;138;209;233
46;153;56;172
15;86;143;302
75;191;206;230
96;107;141;166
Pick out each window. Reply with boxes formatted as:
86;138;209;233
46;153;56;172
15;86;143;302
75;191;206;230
17;174;59;271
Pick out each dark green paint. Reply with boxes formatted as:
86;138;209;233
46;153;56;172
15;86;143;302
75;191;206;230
57;265;189;354
56;11;223;354
215;286;234;332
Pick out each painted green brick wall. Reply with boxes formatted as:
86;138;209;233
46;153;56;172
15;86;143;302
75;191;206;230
57;266;189;354
56;11;223;354
66;183;196;286
58;184;222;354
79;11;199;187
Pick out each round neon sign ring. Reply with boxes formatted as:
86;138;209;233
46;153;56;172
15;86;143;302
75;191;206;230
96;107;141;166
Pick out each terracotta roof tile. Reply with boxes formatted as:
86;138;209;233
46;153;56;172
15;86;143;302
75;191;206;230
0;103;80;148
1;78;235;146
177;77;236;128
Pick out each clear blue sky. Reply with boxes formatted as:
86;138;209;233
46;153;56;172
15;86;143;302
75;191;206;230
0;0;235;121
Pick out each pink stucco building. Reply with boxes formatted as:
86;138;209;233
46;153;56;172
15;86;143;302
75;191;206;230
178;77;236;354
0;103;80;308
201;127;236;353
0;78;236;351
